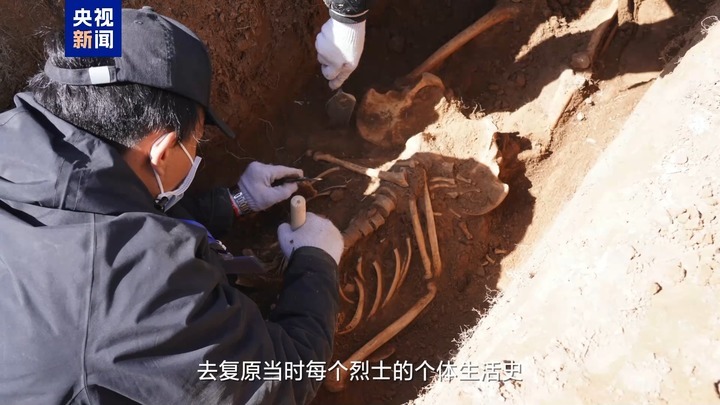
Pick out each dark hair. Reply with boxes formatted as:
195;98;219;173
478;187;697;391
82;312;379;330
28;32;200;148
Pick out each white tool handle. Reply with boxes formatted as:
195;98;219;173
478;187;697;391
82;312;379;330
290;196;306;230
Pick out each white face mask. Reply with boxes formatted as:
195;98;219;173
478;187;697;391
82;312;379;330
152;134;202;212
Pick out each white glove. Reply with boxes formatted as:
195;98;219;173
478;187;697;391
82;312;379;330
315;18;366;90
277;213;344;265
238;162;303;212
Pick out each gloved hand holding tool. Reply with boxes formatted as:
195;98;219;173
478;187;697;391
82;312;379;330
316;2;368;126
270;176;322;187
315;18;365;91
232;161;303;214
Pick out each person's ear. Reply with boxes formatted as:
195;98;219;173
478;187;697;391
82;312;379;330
149;132;178;177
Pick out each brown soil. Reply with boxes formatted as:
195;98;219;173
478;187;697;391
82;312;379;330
1;0;715;404
0;1;63;110
233;1;710;404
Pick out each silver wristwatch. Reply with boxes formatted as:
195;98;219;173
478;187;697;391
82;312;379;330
228;186;253;216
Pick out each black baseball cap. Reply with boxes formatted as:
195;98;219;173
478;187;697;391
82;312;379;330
44;6;235;138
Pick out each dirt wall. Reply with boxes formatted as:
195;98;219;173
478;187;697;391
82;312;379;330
414;12;720;405
123;0;327;159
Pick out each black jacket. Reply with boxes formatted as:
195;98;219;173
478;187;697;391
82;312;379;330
0;93;339;405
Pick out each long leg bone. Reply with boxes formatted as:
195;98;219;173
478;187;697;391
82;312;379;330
338;276;365;335
422;179;442;277
367;344;396;363
312;151;409;188
571;10;618;71
409;198;433;280
405;5;520;81
367;261;384;319
324;282;438;392
382;248;403;308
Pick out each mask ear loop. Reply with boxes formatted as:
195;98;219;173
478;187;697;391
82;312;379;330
177;140;195;163
155;137;202;212
151;133;172;207
152;170;166;194
150;133;195;195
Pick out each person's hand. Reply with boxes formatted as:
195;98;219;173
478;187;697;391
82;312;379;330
315;18;366;90
238;162;303;212
277;213;344;264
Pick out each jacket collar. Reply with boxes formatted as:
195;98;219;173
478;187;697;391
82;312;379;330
0;92;159;216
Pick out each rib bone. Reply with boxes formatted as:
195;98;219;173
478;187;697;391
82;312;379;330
324;282;438;392
338;283;355;304
423;179;442;277
399;237;413;287
367;261;384;319
338;276;365;335
382;248;403;308
409;198;433;280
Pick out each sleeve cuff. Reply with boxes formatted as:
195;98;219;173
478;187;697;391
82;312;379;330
329;9;369;24
287;247;339;278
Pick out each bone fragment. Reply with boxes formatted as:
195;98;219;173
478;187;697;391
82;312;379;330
313;151;409;187
459;221;473;240
429;176;456;184
429;183;455;191
316;166;341;180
